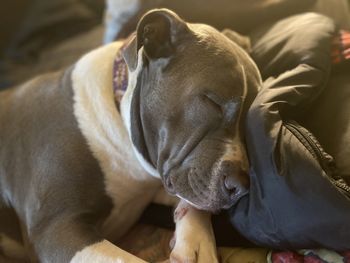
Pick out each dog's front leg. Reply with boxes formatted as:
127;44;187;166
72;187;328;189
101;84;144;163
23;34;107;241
169;200;218;263
71;239;146;263
27;217;146;263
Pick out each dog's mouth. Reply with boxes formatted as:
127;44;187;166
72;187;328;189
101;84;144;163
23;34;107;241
176;189;248;213
163;164;249;212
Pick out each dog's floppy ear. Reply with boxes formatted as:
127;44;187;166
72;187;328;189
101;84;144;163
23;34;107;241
222;29;251;53
123;9;189;70
137;9;189;60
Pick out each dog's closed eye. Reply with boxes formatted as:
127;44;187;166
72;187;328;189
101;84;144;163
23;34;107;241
201;93;224;116
201;92;241;125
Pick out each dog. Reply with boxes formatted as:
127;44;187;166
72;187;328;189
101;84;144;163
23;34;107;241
0;9;261;262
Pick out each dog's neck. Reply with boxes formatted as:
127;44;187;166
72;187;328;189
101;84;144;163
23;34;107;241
72;42;156;181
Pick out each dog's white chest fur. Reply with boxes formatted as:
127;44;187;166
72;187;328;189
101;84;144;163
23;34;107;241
71;42;161;238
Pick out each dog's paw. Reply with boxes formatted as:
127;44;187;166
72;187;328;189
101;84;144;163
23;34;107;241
169;202;218;263
170;238;218;263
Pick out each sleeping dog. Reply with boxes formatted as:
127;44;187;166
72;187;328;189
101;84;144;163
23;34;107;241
0;9;261;262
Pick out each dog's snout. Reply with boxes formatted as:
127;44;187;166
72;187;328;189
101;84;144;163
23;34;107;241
221;160;249;200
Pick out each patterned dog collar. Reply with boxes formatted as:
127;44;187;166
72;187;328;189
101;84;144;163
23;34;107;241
113;43;129;110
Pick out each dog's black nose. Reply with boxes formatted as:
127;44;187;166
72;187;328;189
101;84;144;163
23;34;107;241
221;160;249;200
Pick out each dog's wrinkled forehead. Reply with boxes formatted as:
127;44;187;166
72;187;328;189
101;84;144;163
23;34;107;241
169;23;248;96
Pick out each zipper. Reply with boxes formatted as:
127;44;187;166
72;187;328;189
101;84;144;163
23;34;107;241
333;179;350;193
284;121;350;196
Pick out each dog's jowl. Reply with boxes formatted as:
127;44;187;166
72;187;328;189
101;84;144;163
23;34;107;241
0;9;261;263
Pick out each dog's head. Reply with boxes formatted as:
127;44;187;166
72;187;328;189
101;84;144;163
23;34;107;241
121;9;261;212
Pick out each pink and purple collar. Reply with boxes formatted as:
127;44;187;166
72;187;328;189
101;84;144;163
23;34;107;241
113;44;129;110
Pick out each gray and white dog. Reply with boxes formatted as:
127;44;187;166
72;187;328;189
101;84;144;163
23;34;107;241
0;9;261;263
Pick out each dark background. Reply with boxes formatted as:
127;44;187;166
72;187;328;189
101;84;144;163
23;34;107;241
0;0;104;58
0;0;30;55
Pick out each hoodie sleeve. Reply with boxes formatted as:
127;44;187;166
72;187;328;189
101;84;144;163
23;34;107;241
230;13;350;250
246;13;336;179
